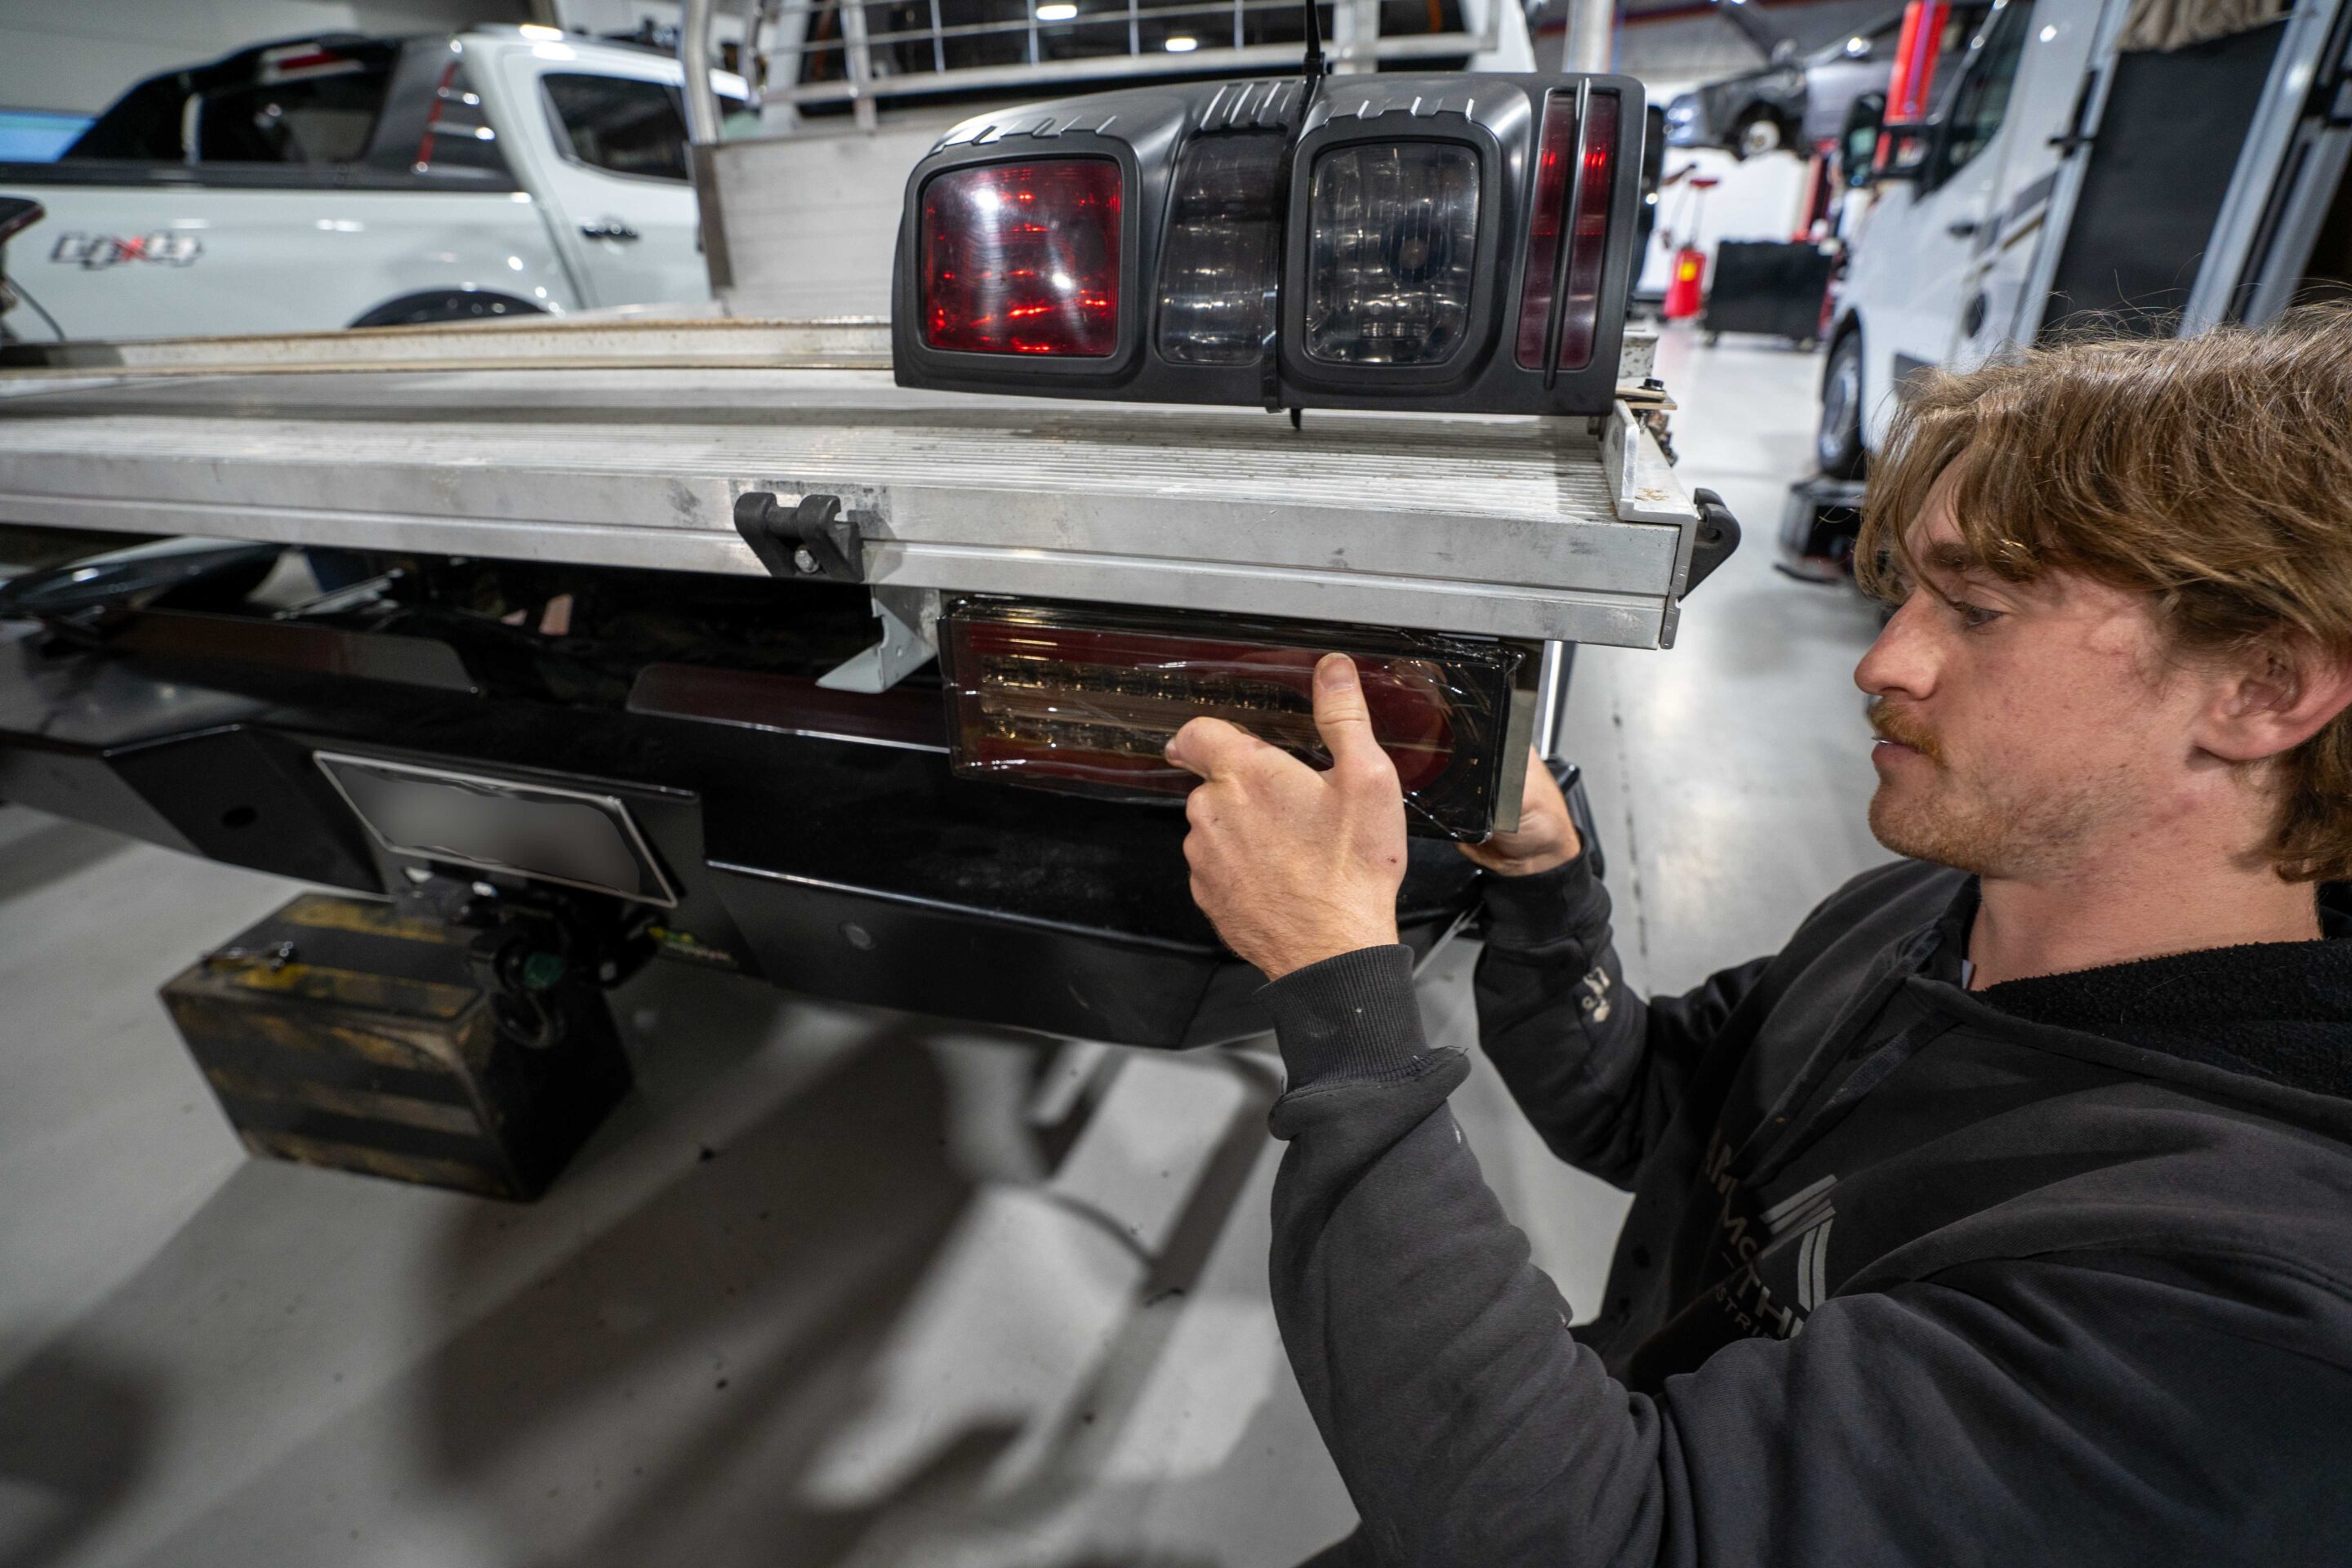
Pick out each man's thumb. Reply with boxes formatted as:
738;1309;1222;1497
1311;654;1384;769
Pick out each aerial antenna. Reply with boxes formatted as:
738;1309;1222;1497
1263;0;1330;418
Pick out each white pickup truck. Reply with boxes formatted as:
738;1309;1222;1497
0;27;748;341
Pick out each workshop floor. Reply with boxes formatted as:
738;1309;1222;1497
0;325;1894;1568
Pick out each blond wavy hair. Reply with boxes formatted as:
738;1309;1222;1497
1857;307;2352;882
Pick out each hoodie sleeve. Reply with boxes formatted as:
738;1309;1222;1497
1473;856;1771;1187
1257;960;2352;1567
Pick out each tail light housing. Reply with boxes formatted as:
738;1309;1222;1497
893;73;1645;414
940;599;1534;840
919;158;1123;357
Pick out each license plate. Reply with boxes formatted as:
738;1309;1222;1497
314;753;677;906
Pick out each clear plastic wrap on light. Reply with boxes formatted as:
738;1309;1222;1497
940;599;1528;840
1156;132;1285;365
1303;142;1481;367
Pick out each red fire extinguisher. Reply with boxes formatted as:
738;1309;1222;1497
1663;246;1708;319
1659;174;1719;321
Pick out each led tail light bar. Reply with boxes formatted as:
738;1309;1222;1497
939;599;1536;840
893;72;1646;415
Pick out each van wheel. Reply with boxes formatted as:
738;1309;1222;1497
1734;111;1786;159
1817;332;1867;479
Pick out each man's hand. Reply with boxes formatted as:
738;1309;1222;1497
1165;653;1407;981
1458;747;1583;876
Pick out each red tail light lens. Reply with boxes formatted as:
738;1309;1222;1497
940;601;1530;840
1516;90;1619;373
920;159;1122;357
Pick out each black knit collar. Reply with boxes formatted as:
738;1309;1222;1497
1917;876;2352;1099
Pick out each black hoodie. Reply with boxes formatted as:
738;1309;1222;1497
1257;856;2352;1566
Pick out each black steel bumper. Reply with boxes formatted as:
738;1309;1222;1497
0;623;1486;1049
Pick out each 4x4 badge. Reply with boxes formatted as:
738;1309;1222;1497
50;231;203;270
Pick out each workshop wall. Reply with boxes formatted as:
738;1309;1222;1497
0;0;535;116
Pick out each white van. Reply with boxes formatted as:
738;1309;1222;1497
1815;0;2352;475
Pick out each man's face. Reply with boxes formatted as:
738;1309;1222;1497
1854;476;2209;880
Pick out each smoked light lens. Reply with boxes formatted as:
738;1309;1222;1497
1156;131;1285;366
940;601;1528;840
920;158;1122;356
1303;141;1481;367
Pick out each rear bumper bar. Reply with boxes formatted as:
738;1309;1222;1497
0;624;1482;1048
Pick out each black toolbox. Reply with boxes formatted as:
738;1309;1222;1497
160;893;630;1200
1701;240;1837;345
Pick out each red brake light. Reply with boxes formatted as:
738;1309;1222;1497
940;601;1529;840
1516;90;1619;375
920;159;1122;357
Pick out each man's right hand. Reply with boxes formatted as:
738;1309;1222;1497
1459;747;1583;876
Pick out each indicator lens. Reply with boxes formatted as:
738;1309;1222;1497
1303;142;1480;366
941;601;1528;840
1557;92;1619;371
1516;93;1575;369
1156;132;1285;366
1517;91;1619;372
920;159;1122;356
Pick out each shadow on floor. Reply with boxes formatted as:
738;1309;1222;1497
0;817;130;906
0;1349;158;1568
0;956;1289;1568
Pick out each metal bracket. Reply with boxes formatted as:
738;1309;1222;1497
1683;488;1744;595
817;585;940;693
733;491;866;583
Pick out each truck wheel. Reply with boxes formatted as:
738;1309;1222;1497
349;290;549;329
1816;332;1867;479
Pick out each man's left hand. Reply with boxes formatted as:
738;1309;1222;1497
1165;653;1407;981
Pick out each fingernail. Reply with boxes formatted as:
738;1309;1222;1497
1316;654;1356;690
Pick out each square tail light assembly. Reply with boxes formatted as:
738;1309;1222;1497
940;599;1537;840
893;73;1647;415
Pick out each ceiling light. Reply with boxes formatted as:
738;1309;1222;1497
1165;33;1198;50
1037;3;1079;19
1844;34;1869;53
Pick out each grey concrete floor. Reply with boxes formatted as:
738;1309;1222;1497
0;325;1893;1568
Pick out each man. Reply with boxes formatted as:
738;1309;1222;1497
1167;311;2352;1565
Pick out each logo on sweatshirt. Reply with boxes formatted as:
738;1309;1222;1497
1577;964;1613;1023
49;231;204;270
1700;1133;1840;1340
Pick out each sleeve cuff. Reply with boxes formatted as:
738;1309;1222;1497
1479;852;1609;952
1258;944;1432;1090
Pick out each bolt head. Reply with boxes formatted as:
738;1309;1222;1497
791;546;820;574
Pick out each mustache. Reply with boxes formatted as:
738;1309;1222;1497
1868;701;1944;763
